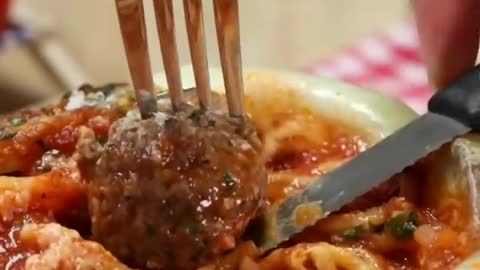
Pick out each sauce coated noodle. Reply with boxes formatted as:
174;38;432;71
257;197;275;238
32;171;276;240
0;81;475;270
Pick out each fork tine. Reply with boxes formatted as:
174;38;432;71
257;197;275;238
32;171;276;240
213;0;244;118
153;0;184;111
183;0;211;111
115;0;158;119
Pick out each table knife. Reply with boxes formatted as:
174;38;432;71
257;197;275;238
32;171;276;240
255;65;480;251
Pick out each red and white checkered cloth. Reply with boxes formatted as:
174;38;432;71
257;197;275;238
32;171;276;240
306;23;433;114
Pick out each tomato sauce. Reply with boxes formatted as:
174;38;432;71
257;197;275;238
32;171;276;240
0;212;51;270
263;111;368;204
267;135;364;175
0;86;475;269
42;109;114;155
0;107;119;176
251;95;475;269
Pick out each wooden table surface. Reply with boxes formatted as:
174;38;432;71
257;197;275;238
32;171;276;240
0;0;411;109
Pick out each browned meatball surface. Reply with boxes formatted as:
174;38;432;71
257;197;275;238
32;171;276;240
87;107;267;270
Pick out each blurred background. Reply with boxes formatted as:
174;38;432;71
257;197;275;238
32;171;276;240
0;0;413;113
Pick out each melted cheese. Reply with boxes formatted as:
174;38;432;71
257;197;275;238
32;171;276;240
22;223;132;270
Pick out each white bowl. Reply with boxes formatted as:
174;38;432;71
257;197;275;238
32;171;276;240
154;66;418;142
37;66;480;269
155;66;480;270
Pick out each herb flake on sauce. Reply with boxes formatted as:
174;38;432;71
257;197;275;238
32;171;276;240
385;211;419;240
10;118;25;127
342;225;365;240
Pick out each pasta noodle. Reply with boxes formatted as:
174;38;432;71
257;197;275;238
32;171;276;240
229;243;383;270
22;223;132;270
0;79;476;270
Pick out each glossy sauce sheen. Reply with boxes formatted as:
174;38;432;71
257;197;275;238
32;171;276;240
244;90;369;203
0;104;117;268
0;85;475;269
213;89;474;269
0;107;117;176
268;135;364;174
1;212;49;269
264;129;473;269
85;108;267;269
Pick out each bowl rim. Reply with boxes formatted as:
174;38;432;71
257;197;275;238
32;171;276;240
155;66;480;270
39;66;480;269
154;65;418;141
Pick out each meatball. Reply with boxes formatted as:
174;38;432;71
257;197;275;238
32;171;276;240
87;107;268;269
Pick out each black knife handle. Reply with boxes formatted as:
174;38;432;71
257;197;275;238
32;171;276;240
428;65;480;130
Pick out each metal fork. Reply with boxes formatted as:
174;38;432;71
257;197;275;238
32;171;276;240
115;0;244;119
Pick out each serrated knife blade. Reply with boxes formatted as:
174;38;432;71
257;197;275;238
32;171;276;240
253;64;480;252
256;112;470;251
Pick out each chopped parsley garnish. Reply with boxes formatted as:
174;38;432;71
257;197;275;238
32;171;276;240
223;171;237;192
189;111;203;123
341;225;365;240
385;211;419;240
10;118;25;127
